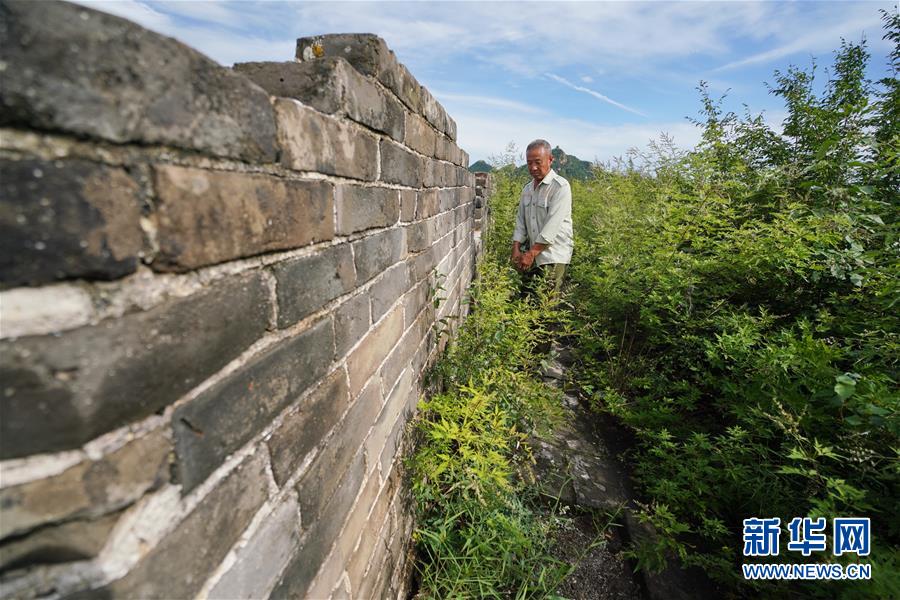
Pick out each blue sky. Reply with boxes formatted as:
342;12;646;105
75;1;897;165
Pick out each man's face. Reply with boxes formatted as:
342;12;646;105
526;147;553;182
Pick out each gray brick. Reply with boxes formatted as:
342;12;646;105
399;190;416;222
416;189;441;219
0;429;170;540
405;219;432;254
335;185;399;235
421;84;457;140
0;158;143;289
273;245;355;328
0;509;122;572
296;34;393;79
99;451;269;600
404;112;436;157
352;228;404;284
379;139;422;187
365;368;412;469
334;293;371;359
381;313;427;396
153;165;333;271
234;58;405;142
275;99;377;181
0;272;270;459
207;494;300;600
0;1;276;161
272;452;365;599
173;317;334;493
266;367;350;486
370;263;410;322
347;305;404;396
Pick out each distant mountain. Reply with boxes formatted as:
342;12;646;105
468;160;493;173
468;147;593;180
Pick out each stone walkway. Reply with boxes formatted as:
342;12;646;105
529;342;717;600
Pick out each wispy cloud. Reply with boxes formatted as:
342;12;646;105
546;74;647;117
713;13;885;72
432;93;547;115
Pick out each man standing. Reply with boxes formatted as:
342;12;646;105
511;139;573;297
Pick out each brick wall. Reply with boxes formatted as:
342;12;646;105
0;2;484;598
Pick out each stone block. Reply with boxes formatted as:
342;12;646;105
405;218;432;254
207;493;300;600
399;190;416;222
407;245;437;282
333;292;371;359
381;313;427;396
272;244;355;328
379;139;422;187
275;99;377;181
420;84;456;140
365;368;412;470
296;34;393;80
369;263;410;322
272;452;365;599
0;429;170;540
0;272;270;459
403;279;431;328
266;367;350;486
346;305;403;396
99;451;269;599
0;158;142;289
294;378;378;526
351;228;404;285
0;0;277;162
334;184;399;235
152;165;333;271
173;317;334;493
416;189;441;219
0;509;122;572
234;58;405;142
434;135;453;162
404;112;436;157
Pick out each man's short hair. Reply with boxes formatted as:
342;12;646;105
526;139;552;154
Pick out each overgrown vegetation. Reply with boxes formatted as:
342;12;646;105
412;11;897;599
559;13;897;599
408;238;570;597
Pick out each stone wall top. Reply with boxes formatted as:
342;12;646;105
296;34;457;141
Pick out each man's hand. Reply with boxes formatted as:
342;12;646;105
520;249;536;270
511;243;523;271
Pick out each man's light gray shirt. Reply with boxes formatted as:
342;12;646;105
512;169;574;266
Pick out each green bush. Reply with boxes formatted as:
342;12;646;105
551;13;898;598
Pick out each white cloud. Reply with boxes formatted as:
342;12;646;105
454;110;702;166
546;73;647;117
581;75;594;83
713;12;885;72
432;92;548;116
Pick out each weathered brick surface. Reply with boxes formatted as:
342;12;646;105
365;368;413;470
415;189;439;219
380;139;423;187
404;112;436;157
334;293;371;358
0;509;122;572
0;429;170;540
370;263;411;322
335;184;399;235
0;0;277;161
207;493;300;600
153;165;333;271
0;273;270;459
275;98;377;180
266;367;350;486
273;245;355;328
347;305;404;396
234;58;405;141
399;189;417;222
272;452;365;598
0;158;143;289
99;451;269;600
173;317;334;493
381;311;428;394
294;380;379;527
352;227;405;284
